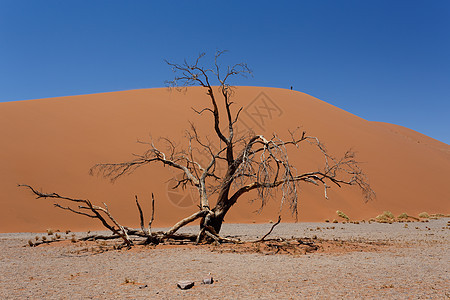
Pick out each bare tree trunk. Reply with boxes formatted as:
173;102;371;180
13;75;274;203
201;212;225;234
201;196;234;234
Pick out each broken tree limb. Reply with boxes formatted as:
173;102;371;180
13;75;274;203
148;193;155;234
256;215;281;242
92;202;133;247
204;230;220;244
164;210;208;237
135;195;149;237
195;227;206;244
202;225;241;244
19;184;133;248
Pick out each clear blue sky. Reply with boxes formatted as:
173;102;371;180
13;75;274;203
1;0;449;143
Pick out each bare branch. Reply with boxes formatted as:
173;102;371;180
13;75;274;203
53;203;96;218
164;210;209;237
90;140;200;188
257;216;282;242
19;184;133;247
148;193;155;234
135;195;148;236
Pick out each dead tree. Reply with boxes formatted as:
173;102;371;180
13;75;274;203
91;51;374;238
21;51;374;245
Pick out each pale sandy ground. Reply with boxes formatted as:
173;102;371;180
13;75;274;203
1;219;449;299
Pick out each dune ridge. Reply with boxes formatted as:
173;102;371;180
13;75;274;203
1;87;448;232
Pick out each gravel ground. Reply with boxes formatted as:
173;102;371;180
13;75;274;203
1;219;449;299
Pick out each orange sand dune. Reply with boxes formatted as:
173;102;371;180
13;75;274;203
1;87;449;233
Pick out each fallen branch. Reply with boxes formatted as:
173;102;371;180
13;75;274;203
164;210;208;236
19;184;133;248
79;234;122;241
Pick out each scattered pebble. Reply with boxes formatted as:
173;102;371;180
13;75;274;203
177;280;195;290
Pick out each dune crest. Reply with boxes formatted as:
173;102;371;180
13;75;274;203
1;87;449;232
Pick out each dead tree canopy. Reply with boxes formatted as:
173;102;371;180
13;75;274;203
91;51;375;237
21;51;374;246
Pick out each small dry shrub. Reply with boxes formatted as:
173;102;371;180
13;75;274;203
375;211;395;223
397;213;419;221
336;210;349;221
398;213;409;219
383;211;394;219
418;212;430;219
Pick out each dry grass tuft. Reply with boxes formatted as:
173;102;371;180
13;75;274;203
418;212;430;219
336;210;349;221
375;211;395;223
397;213;409;219
397;213;419;222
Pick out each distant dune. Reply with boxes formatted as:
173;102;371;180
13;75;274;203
1;87;449;232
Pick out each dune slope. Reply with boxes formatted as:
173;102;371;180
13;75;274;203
1;87;449;232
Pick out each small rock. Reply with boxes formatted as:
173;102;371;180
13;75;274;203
138;284;148;289
202;276;214;284
177;280;194;290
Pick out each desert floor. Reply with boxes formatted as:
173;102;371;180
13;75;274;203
1;219;449;299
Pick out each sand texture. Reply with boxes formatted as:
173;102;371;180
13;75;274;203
1;87;449;232
1;220;449;299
